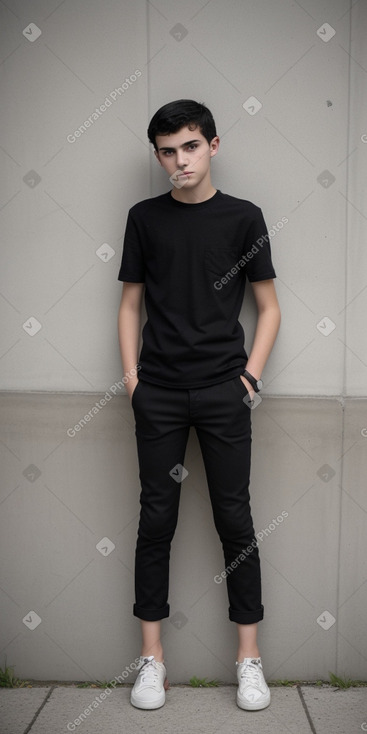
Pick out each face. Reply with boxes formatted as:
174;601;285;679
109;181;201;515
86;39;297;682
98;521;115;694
154;125;219;188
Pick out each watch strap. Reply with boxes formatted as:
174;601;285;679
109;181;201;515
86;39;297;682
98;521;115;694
243;369;261;392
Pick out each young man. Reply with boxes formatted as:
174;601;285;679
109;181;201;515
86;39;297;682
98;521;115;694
117;99;281;712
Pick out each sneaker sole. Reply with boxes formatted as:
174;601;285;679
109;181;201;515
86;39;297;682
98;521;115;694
130;673;168;710
236;691;271;711
130;691;165;710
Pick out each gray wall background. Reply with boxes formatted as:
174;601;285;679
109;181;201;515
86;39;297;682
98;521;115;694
1;0;366;684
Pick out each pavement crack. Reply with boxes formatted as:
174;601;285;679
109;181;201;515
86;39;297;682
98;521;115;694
297;686;317;734
23;684;56;734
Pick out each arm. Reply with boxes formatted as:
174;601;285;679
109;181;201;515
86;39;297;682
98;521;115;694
118;282;145;400
240;279;281;396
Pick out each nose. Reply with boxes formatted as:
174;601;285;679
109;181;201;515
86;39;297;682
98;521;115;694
176;149;188;169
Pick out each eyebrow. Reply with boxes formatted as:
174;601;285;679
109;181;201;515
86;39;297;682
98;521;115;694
157;139;201;151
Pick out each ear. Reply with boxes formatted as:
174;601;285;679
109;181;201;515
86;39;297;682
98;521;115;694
209;136;220;158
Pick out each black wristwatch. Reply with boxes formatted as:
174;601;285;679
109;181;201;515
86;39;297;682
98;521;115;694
243;370;263;393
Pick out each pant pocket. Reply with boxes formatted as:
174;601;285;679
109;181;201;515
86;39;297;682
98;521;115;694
232;375;249;397
131;379;142;408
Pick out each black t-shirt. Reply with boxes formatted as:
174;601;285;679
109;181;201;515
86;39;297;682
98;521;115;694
118;189;276;388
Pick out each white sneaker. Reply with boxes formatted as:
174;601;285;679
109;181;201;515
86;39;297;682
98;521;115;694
236;657;271;710
130;655;167;709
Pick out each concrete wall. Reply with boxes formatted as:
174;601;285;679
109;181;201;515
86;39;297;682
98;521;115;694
0;0;366;683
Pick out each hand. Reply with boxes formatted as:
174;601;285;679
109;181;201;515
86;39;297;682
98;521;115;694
127;377;139;401
239;375;255;401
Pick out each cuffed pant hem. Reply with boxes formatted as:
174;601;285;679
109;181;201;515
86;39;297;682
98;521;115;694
229;604;264;624
133;603;170;621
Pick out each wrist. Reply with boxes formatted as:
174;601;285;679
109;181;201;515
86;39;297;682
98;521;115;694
128;376;139;398
242;369;263;392
240;376;255;394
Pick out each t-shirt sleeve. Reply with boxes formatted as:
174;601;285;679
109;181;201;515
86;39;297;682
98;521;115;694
243;207;276;282
117;210;145;282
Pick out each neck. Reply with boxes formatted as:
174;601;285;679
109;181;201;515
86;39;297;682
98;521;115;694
170;175;216;204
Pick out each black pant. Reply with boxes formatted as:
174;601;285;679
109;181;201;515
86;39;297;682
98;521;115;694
131;375;264;625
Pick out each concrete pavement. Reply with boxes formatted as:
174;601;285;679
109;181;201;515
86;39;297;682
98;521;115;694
0;683;366;734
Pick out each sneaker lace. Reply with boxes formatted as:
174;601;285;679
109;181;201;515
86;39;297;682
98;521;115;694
138;657;160;685
240;659;261;686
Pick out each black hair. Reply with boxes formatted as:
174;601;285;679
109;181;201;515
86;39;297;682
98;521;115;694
147;99;217;151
